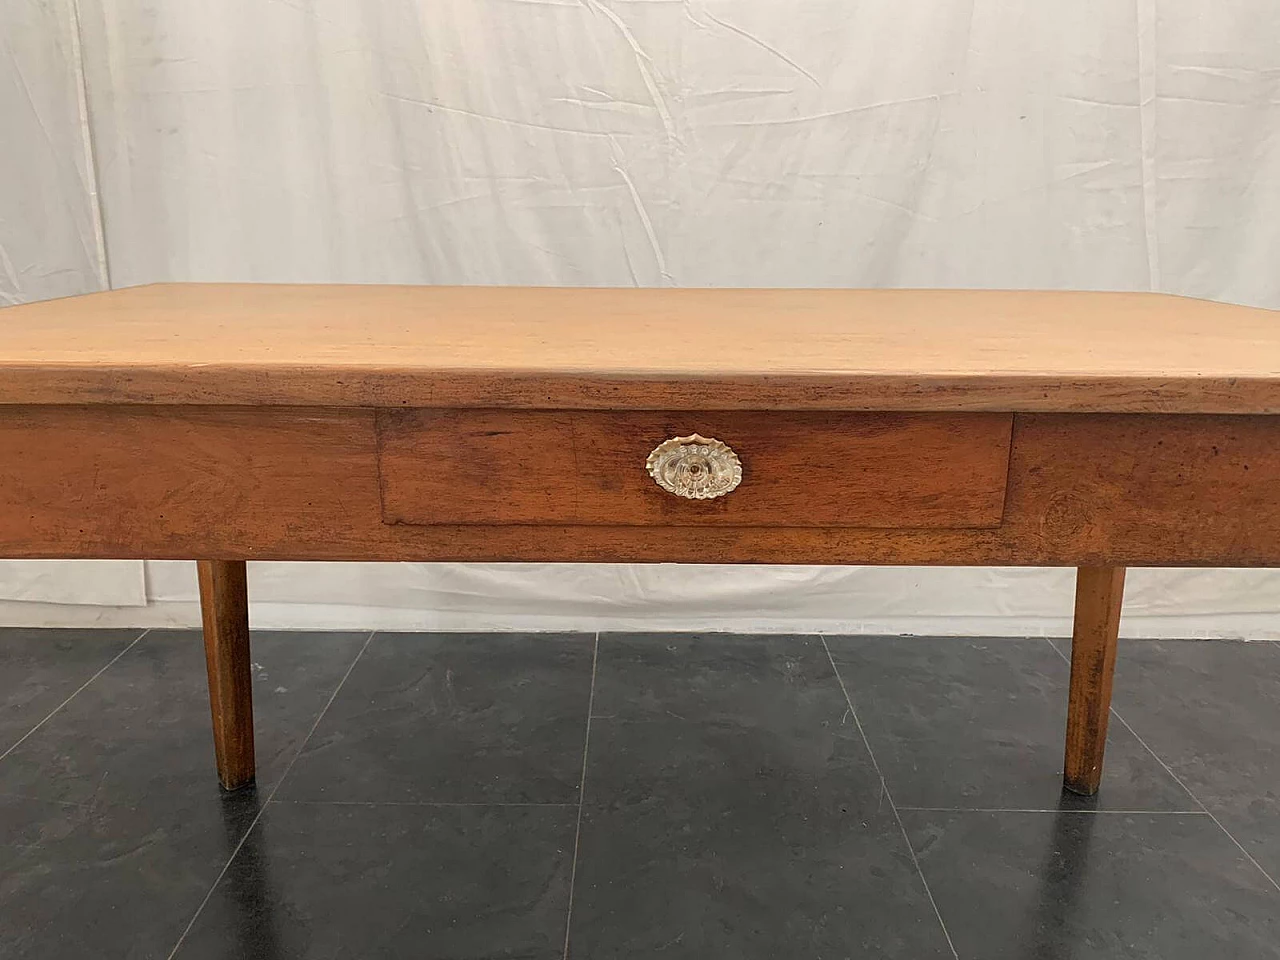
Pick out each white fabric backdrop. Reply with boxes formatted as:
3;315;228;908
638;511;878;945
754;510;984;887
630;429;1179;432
2;0;1278;636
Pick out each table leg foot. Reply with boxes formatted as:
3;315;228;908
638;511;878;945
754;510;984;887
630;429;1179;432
197;560;256;791
1063;565;1126;796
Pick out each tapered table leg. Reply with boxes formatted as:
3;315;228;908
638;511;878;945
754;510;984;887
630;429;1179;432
1063;565;1126;796
197;560;255;790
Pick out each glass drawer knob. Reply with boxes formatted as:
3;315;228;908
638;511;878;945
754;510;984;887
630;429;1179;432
645;434;742;500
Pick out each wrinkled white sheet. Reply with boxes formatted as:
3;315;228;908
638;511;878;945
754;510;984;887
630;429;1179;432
2;0;1278;635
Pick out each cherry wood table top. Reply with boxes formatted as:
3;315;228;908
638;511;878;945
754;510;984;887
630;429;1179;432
2;283;1277;412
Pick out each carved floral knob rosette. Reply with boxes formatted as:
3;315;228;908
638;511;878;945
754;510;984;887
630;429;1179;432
645;434;742;500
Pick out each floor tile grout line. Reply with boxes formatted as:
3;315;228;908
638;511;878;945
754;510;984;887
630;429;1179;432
270;799;580;808
1043;636;1280;895
897;806;1208;815
164;629;377;960
562;631;600;960
0;628;150;765
819;634;960;960
0;789;114;809
1111;709;1280;894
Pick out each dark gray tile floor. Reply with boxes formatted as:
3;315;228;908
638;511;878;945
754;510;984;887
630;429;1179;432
1;629;1278;959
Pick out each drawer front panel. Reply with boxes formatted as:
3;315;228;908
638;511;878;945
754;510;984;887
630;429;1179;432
377;410;1012;528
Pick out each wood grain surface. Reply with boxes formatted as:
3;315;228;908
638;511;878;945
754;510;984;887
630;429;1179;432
2;284;1279;412
5;406;1280;566
377;409;1013;528
197;559;255;791
1063;566;1126;796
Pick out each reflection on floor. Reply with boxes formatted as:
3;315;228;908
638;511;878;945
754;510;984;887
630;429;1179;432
2;628;1278;958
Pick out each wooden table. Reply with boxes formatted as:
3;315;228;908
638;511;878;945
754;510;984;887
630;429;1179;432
3;283;1279;797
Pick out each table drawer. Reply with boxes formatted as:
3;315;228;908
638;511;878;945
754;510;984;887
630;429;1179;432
376;410;1012;528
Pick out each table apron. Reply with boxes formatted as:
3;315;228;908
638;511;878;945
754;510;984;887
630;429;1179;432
1;405;1277;567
